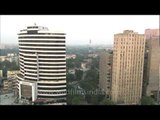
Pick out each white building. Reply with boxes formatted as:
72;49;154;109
17;25;66;105
0;70;3;77
66;54;76;59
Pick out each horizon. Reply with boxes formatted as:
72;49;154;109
0;15;159;45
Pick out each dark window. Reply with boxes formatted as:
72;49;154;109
38;56;65;58
38;87;66;90
39;71;66;73
39;64;66;66
39;67;66;70
38;83;66;86
19;44;65;47
19;40;65;43
27;30;38;34
19;36;65;39
19;47;66;51
39;75;66;77
19;33;65;35
37;95;66;98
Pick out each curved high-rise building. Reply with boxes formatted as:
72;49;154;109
16;25;66;105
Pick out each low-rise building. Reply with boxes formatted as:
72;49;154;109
66;54;77;59
0;70;3;77
2;79;13;94
68;69;75;74
7;70;19;96
88;53;98;58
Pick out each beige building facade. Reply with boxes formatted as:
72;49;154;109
111;30;145;104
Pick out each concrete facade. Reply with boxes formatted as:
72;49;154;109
99;50;113;97
145;29;160;100
111;30;145;104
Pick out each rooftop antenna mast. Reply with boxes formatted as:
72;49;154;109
89;39;92;54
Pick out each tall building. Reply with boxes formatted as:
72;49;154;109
111;30;145;104
17;25;66;105
145;29;160;101
99;49;113;98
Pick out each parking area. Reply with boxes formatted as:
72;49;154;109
0;93;17;105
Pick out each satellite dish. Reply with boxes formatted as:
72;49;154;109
34;23;36;26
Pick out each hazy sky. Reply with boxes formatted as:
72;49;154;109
0;15;159;45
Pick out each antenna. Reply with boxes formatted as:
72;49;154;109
89;39;92;54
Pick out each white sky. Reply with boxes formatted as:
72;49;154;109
0;15;159;45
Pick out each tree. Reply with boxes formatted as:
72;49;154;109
75;69;83;80
71;96;83;105
99;97;115;105
66;59;75;68
141;96;156;105
67;73;75;82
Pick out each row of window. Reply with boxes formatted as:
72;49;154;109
24;77;66;81
24;63;66;66
38;91;67;94
23;59;65;62
37;95;66;98
38;83;66;86
22;56;65;58
19;36;65;39
20;51;66;56
19;33;65;35
19;44;65;47
38;87;66;90
25;71;65;74
19;40;65;43
24;67;66;70
25;74;66;78
19;47;65;51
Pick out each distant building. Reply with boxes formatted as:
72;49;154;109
0;56;6;62
111;30;145;104
0;55;19;64
7;70;19;78
88;53;98;58
145;29;159;40
0;70;3;77
81;62;87;69
0;77;3;87
68;69;75;74
7;53;17;57
7;70;19;96
66;54;76;59
99;50;113;98
84;58;92;64
2;79;13;94
145;29;160;101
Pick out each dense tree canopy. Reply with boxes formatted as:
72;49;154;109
141;96;156;105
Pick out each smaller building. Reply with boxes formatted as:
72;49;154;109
88;53;98;58
66;54;77;59
7;53;17;57
0;70;3;77
81;62;87;69
84;58;92;64
7;70;19;78
2;79;13;94
68;69;75;74
0;56;6;62
0;77;3;87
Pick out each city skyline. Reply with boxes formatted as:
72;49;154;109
0;15;159;45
